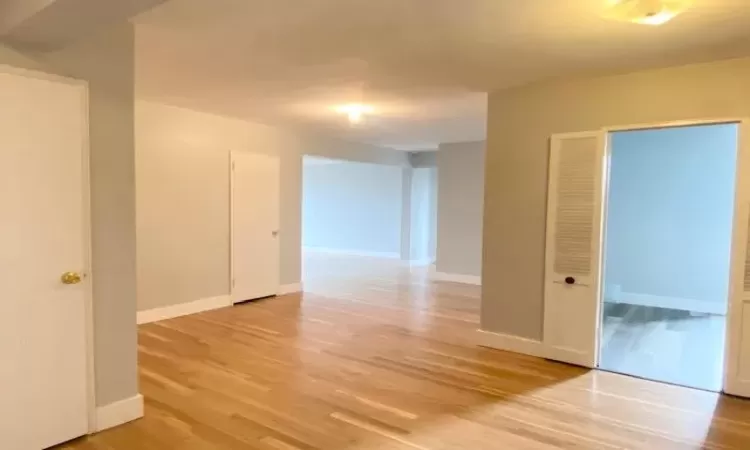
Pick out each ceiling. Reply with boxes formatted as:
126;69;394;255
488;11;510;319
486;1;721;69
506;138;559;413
133;0;750;150
0;0;167;49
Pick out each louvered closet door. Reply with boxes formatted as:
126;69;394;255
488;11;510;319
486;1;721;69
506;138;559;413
543;131;606;368
725;120;750;398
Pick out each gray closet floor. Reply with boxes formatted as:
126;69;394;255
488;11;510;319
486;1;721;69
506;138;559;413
599;303;726;392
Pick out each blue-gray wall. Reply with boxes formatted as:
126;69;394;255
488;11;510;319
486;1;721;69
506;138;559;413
605;124;738;313
303;157;404;256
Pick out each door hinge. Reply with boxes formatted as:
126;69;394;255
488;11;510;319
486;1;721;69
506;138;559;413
231;161;235;171
232;278;236;288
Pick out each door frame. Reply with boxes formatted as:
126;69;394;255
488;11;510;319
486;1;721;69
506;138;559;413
229;151;282;304
597;117;749;394
0;64;96;430
229;152;236;301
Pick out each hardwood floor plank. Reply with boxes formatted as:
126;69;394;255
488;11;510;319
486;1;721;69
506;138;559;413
60;253;750;449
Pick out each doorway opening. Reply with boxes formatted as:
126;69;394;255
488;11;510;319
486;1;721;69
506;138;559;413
598;123;739;391
301;156;418;287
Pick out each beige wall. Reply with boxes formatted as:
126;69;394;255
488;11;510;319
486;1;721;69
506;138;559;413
436;141;485;276
483;57;750;340
0;22;138;407
136;100;409;311
0;40;45;67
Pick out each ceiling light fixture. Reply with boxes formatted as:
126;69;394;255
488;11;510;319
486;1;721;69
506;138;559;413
335;104;374;124
604;0;692;26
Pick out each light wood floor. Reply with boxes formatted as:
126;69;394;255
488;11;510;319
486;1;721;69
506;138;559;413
60;253;750;449
601;303;726;392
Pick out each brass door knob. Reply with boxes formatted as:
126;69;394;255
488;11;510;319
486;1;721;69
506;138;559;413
61;272;82;285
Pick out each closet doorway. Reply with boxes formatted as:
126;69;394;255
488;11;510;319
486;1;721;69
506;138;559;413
542;119;750;397
600;124;738;391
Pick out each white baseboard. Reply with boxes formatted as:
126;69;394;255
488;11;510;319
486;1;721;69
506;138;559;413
94;394;143;433
476;330;547;359
544;347;593;368
433;271;482;286
278;282;303;295
606;291;726;315
303;246;401;259
137;295;232;324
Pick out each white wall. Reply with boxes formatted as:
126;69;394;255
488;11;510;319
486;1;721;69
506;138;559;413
410;167;437;262
302;157;404;257
605;124;738;314
436;141;485;277
135;100;409;311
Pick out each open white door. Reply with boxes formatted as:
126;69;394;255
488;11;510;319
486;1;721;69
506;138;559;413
0;69;91;448
231;151;281;303
725;120;750;397
543;131;606;368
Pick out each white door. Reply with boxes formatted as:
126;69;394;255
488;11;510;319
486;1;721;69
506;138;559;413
231;151;281;303
0;70;90;448
543;131;606;368
725;120;750;397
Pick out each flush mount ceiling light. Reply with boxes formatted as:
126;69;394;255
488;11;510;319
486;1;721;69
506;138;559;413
604;0;692;26
335;104;374;124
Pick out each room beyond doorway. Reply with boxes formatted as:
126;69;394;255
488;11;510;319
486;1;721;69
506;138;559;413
300;155;438;283
599;123;739;391
301;156;406;261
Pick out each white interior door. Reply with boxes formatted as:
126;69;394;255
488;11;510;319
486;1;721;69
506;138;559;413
543;131;606;368
0;69;90;448
231;151;281;303
725;120;750;397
